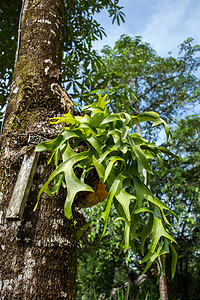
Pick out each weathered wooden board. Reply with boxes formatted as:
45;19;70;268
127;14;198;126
6;151;40;220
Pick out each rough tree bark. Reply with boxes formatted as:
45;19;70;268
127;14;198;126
0;0;77;299
157;257;169;300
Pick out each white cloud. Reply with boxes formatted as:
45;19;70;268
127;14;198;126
92;0;200;56
140;0;200;55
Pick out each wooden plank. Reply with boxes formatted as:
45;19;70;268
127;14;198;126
6;151;40;220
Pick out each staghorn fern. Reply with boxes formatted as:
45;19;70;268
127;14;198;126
34;94;178;276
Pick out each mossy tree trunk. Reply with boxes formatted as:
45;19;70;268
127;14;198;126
0;0;77;299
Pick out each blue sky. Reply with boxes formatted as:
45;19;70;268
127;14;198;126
93;0;200;57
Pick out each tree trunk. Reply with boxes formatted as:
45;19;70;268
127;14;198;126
157;257;168;300
0;0;77;299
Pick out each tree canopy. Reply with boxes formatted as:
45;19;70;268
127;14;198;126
74;35;200;299
80;35;200;130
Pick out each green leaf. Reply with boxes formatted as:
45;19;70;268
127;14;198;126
101;173;125;236
121;125;129;141
99;145;118;163
132;112;159;124
134;207;162;219
88;112;105;127
49;111;78;125
86;135;103;155
108;129;128;154
170;244;177;278
34;144;93;218
92;155;105;181
156;154;165;174
141;217;177;264
124;222;130;249
115;189;135;222
132;144;153;174
104;156;125;182
97;93;110;108
35;130;82;152
153;117;171;142
133;176;169;211
138;215;154;255
35;135;63;152
79;122;97;135
142;242;164;273
158;146;175;157
119;112;131;125
51;173;65;194
131;132;148;143
101;114;121;125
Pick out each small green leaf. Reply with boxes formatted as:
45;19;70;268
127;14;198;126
156;154;165;174
142;242;164;273
34;144;93;217
138;215;154;255
170;244;177;278
99;145;118;163
134;207;162;219
51;173;65;194
101;173;125;236
104;156;125;182
115;189;135;222
132;111;159;124
158;146;175;157
153;117;171;142
141;217;177;264
92;156;105;181
101;114;121;125
132;145;153;174
86;135;103;155
119;112;131;125
121;125;129;141
35;135;63;152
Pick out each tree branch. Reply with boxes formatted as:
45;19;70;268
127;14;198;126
138;72;183;102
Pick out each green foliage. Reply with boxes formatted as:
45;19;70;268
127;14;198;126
77;284;130;300
0;0;21;108
62;1;125;96
75;36;200;299
150;115;200;299
35;94;178;274
80;35;200;140
77;203;129;298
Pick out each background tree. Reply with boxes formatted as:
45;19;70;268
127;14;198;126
76;36;200;299
76;115;200;300
81;35;200;136
77;205;128;299
151;115;200;300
